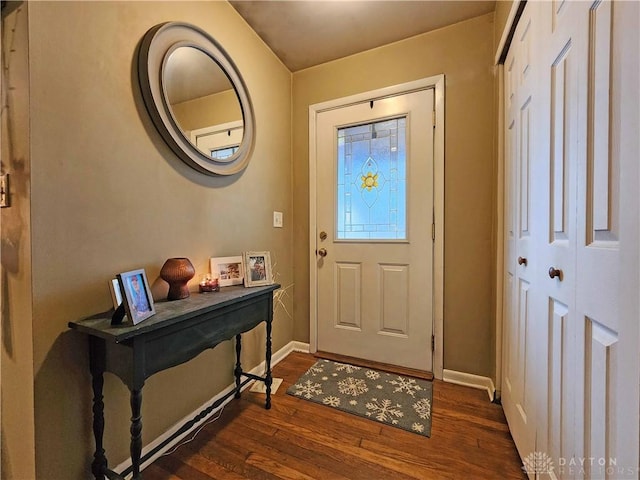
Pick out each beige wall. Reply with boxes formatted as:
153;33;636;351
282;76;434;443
1;1;292;478
292;13;496;377
172;88;242;131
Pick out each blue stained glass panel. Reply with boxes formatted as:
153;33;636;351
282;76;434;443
210;145;239;159
336;117;406;240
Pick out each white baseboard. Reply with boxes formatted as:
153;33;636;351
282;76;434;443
289;341;310;353
114;340;308;478
442;369;496;402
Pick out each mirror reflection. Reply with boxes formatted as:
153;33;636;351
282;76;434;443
163;47;244;159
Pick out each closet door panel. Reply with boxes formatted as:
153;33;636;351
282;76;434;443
578;0;638;474
580;0;619;324
584;317;618;478
536;1;583;472
501;4;537;464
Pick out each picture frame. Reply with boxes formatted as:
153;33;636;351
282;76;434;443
116;269;156;325
210;256;245;287
243;251;273;287
109;278;123;310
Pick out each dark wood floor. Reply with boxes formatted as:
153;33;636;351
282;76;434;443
144;352;526;479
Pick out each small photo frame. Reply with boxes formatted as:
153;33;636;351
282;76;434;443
116;269;156;325
210;256;245;287
109;278;123;310
243;251;272;287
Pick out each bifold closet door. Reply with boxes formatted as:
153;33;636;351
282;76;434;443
502;1;639;478
501;3;537;462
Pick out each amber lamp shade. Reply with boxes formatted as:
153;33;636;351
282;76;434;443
160;257;195;300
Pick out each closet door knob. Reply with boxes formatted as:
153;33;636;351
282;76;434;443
548;267;562;280
518;256;527;266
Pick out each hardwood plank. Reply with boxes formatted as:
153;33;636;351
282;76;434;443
215;421;352;480
194;439;281;480
167;448;247;480
235;407;433;479
272;429;422;480
142;464;182;480
144;351;525;480
245;452;318;480
154;455;228;480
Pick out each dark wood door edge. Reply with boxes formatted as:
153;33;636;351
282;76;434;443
314;351;434;381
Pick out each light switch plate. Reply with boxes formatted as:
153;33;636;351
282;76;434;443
273;211;283;228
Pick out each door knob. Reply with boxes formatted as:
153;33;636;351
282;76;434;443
518;256;527;266
548;267;562;280
317;248;328;257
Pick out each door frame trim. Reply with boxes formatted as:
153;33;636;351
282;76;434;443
308;75;445;379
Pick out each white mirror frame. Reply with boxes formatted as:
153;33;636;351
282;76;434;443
138;22;255;176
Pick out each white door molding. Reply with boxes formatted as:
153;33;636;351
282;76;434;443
308;75;445;379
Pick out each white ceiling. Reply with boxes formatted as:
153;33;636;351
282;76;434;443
229;0;496;72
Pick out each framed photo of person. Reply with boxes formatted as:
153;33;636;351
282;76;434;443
243;251;272;287
116;269;156;325
210;256;245;287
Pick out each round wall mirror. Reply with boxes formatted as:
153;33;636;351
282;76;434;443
138;22;255;176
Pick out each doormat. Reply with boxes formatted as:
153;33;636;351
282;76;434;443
286;359;432;437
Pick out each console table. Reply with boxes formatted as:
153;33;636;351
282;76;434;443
69;284;280;480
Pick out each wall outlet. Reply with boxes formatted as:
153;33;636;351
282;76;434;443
273;211;283;228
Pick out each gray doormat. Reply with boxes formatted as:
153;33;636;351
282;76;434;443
287;359;432;437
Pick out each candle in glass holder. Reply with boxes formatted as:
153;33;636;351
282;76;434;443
199;274;219;293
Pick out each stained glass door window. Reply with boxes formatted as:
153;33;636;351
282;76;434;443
336;117;407;240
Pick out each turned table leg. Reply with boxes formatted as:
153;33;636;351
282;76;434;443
129;388;143;479
265;317;273;410
234;334;242;398
89;337;107;480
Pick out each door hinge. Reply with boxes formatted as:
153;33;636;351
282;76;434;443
431;334;435;351
432;110;436;128
431;222;435;241
0;174;9;208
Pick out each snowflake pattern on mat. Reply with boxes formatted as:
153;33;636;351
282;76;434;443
323;396;341;407
335;362;362;374
388;376;423;398
292;380;323;399
412;398;431;419
286;359;432;437
338;377;369;396
365;398;404;424
365;370;381;380
307;363;325;376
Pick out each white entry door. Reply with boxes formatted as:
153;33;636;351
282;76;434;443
315;89;434;372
